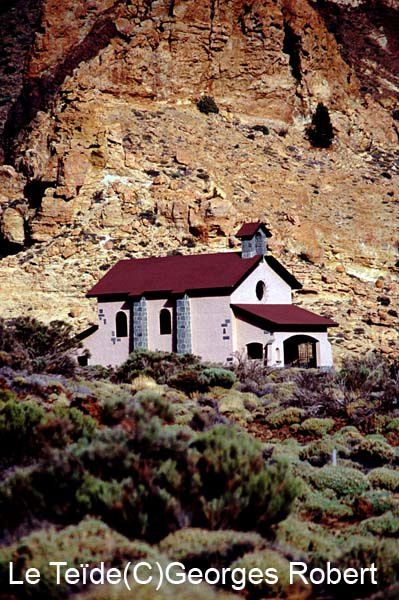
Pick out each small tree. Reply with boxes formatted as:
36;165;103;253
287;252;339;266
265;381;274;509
307;102;334;148
197;95;219;115
0;317;84;375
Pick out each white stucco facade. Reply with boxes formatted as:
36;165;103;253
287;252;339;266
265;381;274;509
82;229;336;369
231;260;292;305
83;299;131;367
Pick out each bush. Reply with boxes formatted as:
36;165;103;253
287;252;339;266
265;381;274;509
360;512;399;537
308;465;369;497
266;407;304;428
276;515;340;566
369;468;399;492
114;349;201;384
0;519;158;599
189;426;300;534
231;548;302;598
300;438;348;467
159;528;265;568
197;95;219;115
300;488;353;521
348;437;394;468
300;417;335;437
0;399;46;463
0;317;84;375
200;367;236;389
306;102;334;148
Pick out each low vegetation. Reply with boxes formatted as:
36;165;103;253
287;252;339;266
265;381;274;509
0;321;398;599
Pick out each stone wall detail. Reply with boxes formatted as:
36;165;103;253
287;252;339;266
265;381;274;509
133;296;148;349
176;294;192;354
242;230;267;259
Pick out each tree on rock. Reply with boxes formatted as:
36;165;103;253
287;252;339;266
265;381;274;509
307;103;334;148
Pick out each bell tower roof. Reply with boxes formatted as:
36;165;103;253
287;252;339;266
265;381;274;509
235;222;272;239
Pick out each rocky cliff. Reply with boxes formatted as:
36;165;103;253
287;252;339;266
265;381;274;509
0;0;398;362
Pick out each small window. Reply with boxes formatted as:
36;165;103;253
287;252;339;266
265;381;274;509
256;280;266;301
247;342;264;360
77;355;88;367
115;311;128;337
160;308;172;335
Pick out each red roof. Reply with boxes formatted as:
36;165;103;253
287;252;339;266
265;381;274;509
87;252;262;297
236;222;272;238
232;304;338;327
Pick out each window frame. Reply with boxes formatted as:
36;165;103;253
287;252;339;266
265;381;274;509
115;311;128;338
159;308;172;335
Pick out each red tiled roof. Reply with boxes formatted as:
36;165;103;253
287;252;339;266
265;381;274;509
232;304;338;327
87;252;262;297
235;222;272;238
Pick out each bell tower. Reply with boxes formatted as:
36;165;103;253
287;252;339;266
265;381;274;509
236;222;272;259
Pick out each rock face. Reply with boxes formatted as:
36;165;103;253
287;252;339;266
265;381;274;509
0;0;398;362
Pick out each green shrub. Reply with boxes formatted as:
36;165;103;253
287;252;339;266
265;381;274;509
359;490;397;516
306;102;334;148
114;349;201;384
200;368;236;389
265;407;304;428
159;528;265;568
197;95;219;115
348;437;394;468
300;488;353;521
0;317;84;375
168;369;208;394
369;468;399;492
0;399;46;463
0;519;158;599
276;515;340;566
231;548;304;598
300;438;347;467
300;417;335;437
189;426;300;534
309;465;369;497
360;512;399;537
386;417;399;433
334;536;399;596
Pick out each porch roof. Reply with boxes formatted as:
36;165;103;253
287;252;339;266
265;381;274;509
232;304;338;327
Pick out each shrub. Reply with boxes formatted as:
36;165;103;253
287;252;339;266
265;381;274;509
197;95;219;115
334;536;399;596
348;437;394;468
266;407;304;428
200;367;236;389
189;426;300;534
0;399;46;463
168;369;208;394
0;519;158;599
300;417;335;437
114;349;201;385
309;465;369;497
369;468;399;492
360;512;399;537
300;488;353;521
231;549;303;598
359;490;397;516
306;102;334;148
276;515;340;566
386;417;399;434
300;438;347;467
0;317;84;375
159;528;265;568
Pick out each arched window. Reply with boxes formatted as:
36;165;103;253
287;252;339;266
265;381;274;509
247;342;264;360
256;280;266;301
160;308;172;335
115;311;128;337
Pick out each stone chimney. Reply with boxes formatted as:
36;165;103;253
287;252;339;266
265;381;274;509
235;222;272;259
